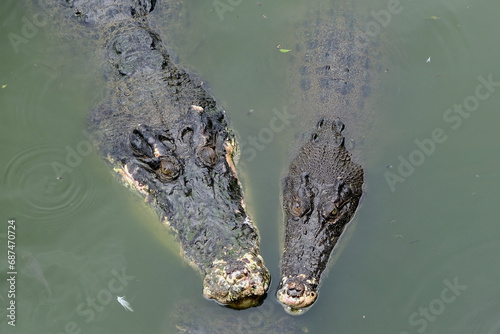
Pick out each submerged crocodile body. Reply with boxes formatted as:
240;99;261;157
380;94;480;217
277;2;382;313
37;0;270;308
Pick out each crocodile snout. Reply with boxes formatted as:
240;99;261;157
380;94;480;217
276;276;318;314
203;253;270;309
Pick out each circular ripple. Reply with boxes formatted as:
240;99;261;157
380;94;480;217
4;144;96;227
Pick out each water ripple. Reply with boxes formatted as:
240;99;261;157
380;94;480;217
4;143;96;227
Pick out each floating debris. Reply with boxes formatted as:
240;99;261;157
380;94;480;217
117;295;134;312
426;57;431;63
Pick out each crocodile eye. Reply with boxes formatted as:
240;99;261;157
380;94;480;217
291;201;302;216
158;156;181;181
292;199;310;217
328;207;338;219
197;146;218;167
320;201;339;221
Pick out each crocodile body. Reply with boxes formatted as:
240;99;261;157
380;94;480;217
277;1;383;313
36;0;270;308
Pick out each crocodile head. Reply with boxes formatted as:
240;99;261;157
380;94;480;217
277;119;363;314
110;105;270;308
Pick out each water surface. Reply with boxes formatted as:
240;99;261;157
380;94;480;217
1;0;500;333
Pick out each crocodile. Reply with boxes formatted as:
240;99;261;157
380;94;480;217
34;0;270;308
276;1;383;313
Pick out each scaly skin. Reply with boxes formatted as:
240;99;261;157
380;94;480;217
35;0;270;308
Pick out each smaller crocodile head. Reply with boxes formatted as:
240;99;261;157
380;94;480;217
277;119;363;314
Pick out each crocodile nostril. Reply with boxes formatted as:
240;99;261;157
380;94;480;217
287;283;305;298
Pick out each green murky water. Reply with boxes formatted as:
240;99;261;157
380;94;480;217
1;0;500;333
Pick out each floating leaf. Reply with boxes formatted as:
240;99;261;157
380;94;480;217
279;49;291;53
1;84;6;89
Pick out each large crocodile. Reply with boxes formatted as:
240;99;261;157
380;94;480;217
34;0;270;308
276;1;383;313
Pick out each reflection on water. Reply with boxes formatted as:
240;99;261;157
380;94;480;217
1;0;500;333
21;251;52;296
168;298;306;334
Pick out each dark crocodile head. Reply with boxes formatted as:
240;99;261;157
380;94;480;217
277;119;363;314
111;105;270;308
